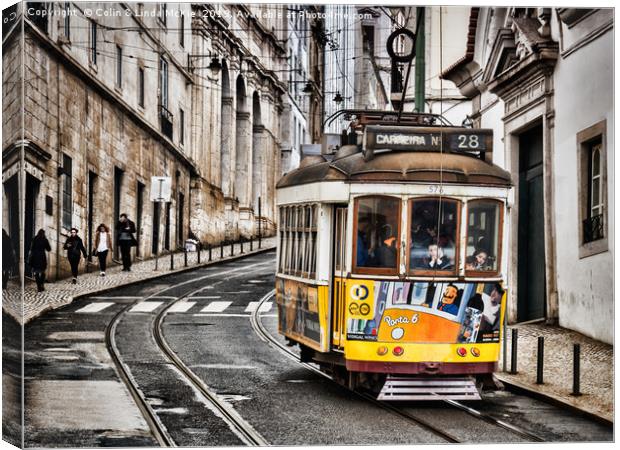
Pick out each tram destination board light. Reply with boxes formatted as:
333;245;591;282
362;125;492;160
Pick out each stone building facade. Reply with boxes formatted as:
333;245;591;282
442;7;614;344
2;3;290;280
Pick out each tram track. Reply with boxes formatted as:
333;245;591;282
251;289;546;444
104;254;274;447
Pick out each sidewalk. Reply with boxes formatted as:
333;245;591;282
2;237;277;325
496;322;613;424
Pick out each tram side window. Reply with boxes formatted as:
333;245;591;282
278;204;317;278
354;196;400;272
465;200;501;273
409;199;459;274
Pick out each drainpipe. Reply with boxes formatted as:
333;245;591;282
414;7;425;113
55;54;62;280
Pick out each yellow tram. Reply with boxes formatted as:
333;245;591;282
274;111;512;400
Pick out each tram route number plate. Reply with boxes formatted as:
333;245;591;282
363;125;490;157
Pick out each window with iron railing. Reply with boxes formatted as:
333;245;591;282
584;141;604;243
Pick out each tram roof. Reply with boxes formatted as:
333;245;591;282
276;150;512;188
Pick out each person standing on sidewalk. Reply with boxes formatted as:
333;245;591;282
28;229;51;292
116;213;137;271
94;223;113;276
63;228;87;284
2;229;16;289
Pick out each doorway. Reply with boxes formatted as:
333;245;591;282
152;201;161;255
24;174;40;277
331;205;348;350
87;171;97;262
517;124;546;322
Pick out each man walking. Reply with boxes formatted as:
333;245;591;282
116;213;137;271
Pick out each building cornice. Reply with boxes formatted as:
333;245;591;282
23;18;199;176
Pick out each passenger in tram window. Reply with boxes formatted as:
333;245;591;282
356;216;373;267
420;243;453;270
376;224;397;268
466;248;492;271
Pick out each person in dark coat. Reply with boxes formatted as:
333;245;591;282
2;229;16;289
116;213;137;271
29;229;51;292
63;228;87;284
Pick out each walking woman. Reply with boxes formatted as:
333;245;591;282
63;228;87;284
29;229;51;292
94;223;113;276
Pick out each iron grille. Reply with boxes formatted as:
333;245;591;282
159;104;174;140
583;214;604;243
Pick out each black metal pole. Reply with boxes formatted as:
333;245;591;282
231;241;234;256
250;236;253;251
184;246;187;267
170;250;174;270
240;237;244;254
220;241;224;259
208;244;212;262
258;196;262;249
510;328;518;374
197;243;201;264
572;344;581;396
536;336;544;384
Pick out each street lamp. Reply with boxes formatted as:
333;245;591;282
208;57;222;74
333;92;343;104
302;81;313;93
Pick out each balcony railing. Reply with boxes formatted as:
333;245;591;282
159;104;173;140
583;214;604;243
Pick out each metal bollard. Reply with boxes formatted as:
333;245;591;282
220;241;224;259
510;328;518;374
572;343;581;396
170;251;174;270
231;241;234;256
250;236;253;251
208;244;212;262
184;248;188;267
240;238;244;254
197;245;201;264
536;336;544;384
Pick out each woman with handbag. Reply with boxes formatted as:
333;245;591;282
63;228;87;284
29;229;51;292
94;223;113;276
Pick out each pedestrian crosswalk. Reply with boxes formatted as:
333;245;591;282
74;299;274;315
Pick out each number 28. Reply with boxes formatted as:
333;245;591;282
458;134;480;149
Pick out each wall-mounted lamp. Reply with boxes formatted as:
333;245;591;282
302;81;313;94
461;115;474;128
333;92;343;104
208;57;222;74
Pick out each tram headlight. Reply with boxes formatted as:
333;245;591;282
377;346;388;356
471;347;480;357
457;347;467;357
391;327;404;340
393;346;404;356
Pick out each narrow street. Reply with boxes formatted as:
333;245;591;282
12;251;611;447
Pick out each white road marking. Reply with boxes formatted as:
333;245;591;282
129;302;164;313
244;302;273;313
190;296;221;299
75;302;115;313
151;296;178;299
221;291;251;294
200;301;233;312
167;301;196;313
88;296;142;300
193;313;277;318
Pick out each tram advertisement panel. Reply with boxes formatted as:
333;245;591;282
276;278;322;350
346;281;505;344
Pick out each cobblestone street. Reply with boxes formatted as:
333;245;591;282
2;237;276;324
498;323;613;424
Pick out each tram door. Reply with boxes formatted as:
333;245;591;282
517;124;546;321
331;206;348;349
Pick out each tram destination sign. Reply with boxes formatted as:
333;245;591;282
363;125;492;160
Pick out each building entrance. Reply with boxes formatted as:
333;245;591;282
517;124;546;322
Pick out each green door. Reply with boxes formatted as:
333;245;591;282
517;125;546;322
